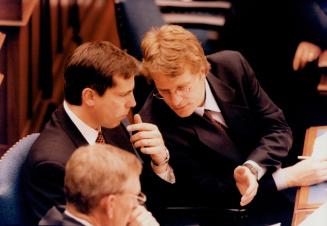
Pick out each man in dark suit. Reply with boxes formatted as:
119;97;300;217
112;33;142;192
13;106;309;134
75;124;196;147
22;41;174;224
135;24;301;225
39;144;159;226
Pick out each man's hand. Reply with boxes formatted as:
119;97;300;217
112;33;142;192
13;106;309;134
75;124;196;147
293;41;322;71
234;165;258;206
127;114;168;164
318;50;327;68
128;206;159;226
281;156;327;188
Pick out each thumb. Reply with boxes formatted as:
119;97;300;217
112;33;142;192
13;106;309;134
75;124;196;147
234;166;246;178
134;114;143;124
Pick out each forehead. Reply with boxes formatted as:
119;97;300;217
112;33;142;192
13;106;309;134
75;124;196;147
110;75;135;91
153;69;197;89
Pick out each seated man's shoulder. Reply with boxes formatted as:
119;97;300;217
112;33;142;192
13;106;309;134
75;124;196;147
207;50;243;62
38;205;65;226
27;124;77;169
207;50;252;81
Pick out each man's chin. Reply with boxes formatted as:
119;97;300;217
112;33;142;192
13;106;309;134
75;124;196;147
174;109;194;118
105;121;121;129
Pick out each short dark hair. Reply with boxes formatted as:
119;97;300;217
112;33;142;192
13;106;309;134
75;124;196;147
64;41;139;105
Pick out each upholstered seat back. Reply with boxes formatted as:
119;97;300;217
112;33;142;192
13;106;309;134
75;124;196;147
0;133;40;225
115;0;165;60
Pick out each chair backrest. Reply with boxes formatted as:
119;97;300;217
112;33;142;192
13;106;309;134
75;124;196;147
115;0;231;58
0;133;40;225
115;0;165;60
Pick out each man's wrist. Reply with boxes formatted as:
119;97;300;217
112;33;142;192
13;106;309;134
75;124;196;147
151;161;169;174
151;148;170;166
243;163;259;180
272;168;289;191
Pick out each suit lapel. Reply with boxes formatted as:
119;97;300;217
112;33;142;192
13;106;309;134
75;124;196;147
190;113;243;163
103;123;145;164
103;125;131;149
190;73;252;163
55;105;88;148
206;73;252;136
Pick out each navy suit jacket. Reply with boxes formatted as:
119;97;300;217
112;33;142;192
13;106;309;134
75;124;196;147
139;51;292;208
22;105;168;224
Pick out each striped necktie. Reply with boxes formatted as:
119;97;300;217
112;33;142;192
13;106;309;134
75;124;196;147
95;130;106;144
203;110;228;135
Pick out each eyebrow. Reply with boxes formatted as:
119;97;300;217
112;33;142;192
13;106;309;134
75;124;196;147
158;81;192;91
120;89;133;95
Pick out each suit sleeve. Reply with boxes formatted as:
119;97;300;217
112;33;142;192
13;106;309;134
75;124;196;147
23;160;66;225
238;52;293;169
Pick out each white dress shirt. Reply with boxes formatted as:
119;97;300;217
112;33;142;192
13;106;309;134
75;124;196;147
63;101;98;144
64;210;93;226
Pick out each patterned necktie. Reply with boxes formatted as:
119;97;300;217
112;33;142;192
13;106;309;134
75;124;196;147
96;130;106;144
203;110;228;135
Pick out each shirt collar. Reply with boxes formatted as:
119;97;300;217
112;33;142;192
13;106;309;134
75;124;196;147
195;78;221;116
63;101;98;144
64;210;94;226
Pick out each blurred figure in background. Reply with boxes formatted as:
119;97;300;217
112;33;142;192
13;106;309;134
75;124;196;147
221;0;327;165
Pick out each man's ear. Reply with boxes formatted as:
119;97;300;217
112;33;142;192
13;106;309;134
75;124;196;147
101;195;116;219
199;72;206;81
201;64;210;76
199;68;207;78
81;88;97;107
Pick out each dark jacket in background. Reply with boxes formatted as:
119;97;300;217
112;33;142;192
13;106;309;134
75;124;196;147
38;205;82;226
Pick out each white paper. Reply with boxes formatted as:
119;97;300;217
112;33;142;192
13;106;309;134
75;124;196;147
298;202;327;226
312;129;327;158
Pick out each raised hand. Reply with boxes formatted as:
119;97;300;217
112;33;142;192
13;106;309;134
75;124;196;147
128;205;159;226
293;41;322;71
127;114;168;165
234;165;258;206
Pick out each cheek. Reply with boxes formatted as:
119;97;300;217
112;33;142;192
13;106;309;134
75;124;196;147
191;90;204;107
111;99;126;110
120;202;135;225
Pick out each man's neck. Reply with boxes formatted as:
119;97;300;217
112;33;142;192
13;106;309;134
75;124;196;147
66;204;101;226
66;102;98;130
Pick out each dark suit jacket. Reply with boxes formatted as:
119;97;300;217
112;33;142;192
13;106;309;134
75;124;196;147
39;205;83;226
22;105;168;224
139;51;292;208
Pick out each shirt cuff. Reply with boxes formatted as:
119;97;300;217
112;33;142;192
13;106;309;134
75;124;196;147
272;168;289;191
151;162;176;184
244;160;267;180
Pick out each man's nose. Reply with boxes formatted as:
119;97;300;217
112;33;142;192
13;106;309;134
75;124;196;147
170;92;184;108
128;93;136;108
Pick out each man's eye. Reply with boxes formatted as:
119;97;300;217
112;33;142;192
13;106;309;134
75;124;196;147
178;86;188;92
159;90;169;95
119;92;130;97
